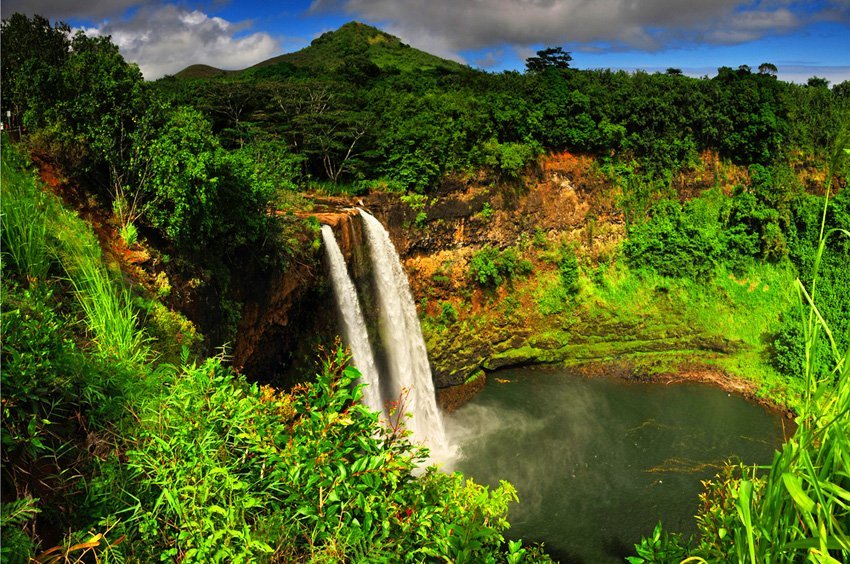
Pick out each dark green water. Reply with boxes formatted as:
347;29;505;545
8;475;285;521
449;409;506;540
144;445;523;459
445;368;790;563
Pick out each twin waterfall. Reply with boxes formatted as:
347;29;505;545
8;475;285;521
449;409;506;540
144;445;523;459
321;211;448;454
320;224;382;413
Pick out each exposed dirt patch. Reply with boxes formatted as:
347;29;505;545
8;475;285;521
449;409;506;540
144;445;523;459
576;359;796;421
32;155;165;297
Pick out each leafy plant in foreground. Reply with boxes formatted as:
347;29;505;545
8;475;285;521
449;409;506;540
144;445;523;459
111;346;524;562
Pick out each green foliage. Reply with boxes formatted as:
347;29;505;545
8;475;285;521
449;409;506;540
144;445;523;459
0;13;70;120
627;522;690;564
1;281;91;459
623;199;725;279
536;281;570;316
439;301;459;325
0;142;51;283
613;167;671;228
0;279;131;558
556;245;580;294
143;106;229;250
142;299;204;365
53;205;150;365
401;192;429;227
119;221;138;246
0;497;40;563
482;139;539;179
525;47;572;72
143;106;282;261
108;347;520;562
468;246;527;288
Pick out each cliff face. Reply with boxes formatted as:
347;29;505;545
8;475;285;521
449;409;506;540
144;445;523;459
359;152;743;404
232;209;366;386
234;151;747;400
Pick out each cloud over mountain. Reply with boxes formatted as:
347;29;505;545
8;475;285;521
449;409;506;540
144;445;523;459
310;0;847;58
79;5;280;79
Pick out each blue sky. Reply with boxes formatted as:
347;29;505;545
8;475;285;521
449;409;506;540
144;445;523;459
4;0;849;83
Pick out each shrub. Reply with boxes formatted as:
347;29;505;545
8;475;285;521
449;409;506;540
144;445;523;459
557;246;580;294
439;302;459;325
115;347;522;562
623;199;724;279
469;246;503;287
468;246;532;288
119;222;138;247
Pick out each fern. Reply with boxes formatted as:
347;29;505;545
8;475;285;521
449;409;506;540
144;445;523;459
1;497;40;562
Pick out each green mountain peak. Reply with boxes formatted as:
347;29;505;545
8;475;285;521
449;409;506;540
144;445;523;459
175;21;467;79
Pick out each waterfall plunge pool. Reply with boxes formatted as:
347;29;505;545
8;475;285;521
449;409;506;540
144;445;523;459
444;367;790;563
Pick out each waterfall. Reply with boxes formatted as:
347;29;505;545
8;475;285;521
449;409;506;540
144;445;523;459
320;225;383;414
358;210;448;453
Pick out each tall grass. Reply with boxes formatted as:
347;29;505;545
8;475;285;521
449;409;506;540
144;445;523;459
1;139;148;365
729;188;850;562
1;142;51;283
51;207;150;365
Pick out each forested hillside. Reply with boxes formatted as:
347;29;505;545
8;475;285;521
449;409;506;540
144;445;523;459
1;12;848;563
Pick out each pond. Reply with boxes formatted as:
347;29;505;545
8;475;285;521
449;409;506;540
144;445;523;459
444;367;791;563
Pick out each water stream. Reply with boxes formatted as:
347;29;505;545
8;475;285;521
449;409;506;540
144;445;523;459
320;225;382;413
446;367;789;563
359;210;448;453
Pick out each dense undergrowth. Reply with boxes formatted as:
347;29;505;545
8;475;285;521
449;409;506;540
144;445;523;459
1;144;547;562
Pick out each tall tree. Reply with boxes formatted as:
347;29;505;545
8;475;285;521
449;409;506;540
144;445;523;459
525;47;572;73
758;62;778;77
0;13;70;121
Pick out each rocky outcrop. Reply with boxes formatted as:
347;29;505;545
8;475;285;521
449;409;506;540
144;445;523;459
233;209;366;386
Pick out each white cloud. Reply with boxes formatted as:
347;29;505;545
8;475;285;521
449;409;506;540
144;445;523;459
474;50;505;69
81;5;281;79
310;0;843;57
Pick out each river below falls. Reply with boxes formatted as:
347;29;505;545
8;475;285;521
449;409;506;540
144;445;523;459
443;367;791;563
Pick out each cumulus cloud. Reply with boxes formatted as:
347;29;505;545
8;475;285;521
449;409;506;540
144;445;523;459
310;0;843;56
82;5;280;79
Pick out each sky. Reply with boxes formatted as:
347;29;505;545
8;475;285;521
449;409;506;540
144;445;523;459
3;0;849;84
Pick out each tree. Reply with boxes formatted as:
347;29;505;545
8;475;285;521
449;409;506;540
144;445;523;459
666;68;683;76
199;81;260;148
807;76;830;89
143;107;277;256
525;47;572;73
758;62;778;77
0;13;70;119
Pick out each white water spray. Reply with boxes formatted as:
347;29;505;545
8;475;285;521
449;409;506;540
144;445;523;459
320;225;383;414
358;210;448;453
